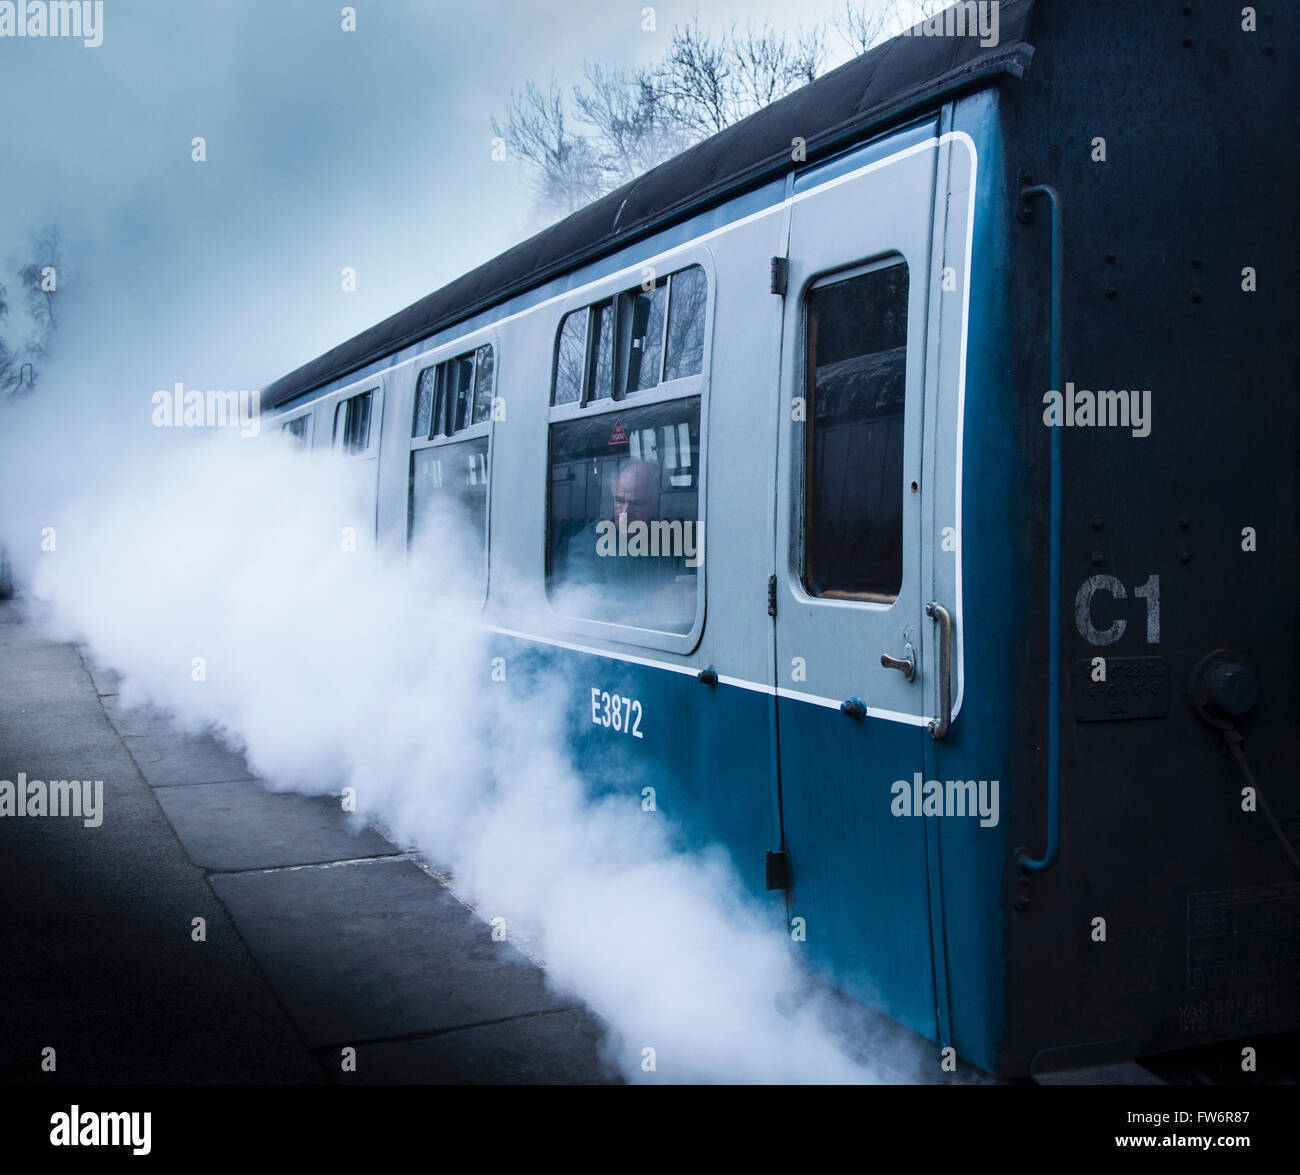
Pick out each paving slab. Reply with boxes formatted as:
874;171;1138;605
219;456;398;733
209;857;575;1048
338;1008;620;1084
100;695;179;739
123;730;259;787
155;779;399;872
78;648;122;697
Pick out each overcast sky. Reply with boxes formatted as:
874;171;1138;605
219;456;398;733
0;0;891;394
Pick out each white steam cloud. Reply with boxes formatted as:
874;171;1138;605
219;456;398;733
7;424;889;1083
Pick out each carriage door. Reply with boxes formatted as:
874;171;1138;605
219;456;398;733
773;138;940;1041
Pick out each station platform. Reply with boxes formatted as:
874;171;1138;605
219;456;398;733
0;600;617;1085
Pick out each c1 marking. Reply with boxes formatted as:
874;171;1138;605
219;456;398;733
1075;574;1160;646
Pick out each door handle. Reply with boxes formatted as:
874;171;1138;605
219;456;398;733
926;602;953;740
880;644;915;681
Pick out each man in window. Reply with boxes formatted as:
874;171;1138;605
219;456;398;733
562;459;693;627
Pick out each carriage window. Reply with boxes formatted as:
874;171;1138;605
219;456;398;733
333;390;374;455
409;344;494;596
553;310;586;405
547;397;701;634
417;345;494;440
803;261;908;601
664;265;706;381
409;437;490;590
588;300;614;402
472;345;495;425
448;354;475;433
413;367;436;437
282;415;309;449
551;264;705;409
618;277;667;394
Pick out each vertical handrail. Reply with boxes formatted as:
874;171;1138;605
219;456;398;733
926;602;953;739
1017;185;1062;873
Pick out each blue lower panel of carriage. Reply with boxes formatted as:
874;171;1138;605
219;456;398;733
494;635;784;913
494;634;940;1046
777;702;937;1044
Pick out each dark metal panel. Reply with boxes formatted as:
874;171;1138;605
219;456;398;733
998;0;1300;1075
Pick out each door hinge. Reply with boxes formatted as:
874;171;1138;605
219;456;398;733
765;849;792;891
770;256;789;296
767;574;777;616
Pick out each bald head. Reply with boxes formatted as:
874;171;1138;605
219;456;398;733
613;460;661;526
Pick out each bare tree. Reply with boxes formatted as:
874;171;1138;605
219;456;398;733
20;224;61;334
833;0;957;53
1;223;65;395
571;63;692;193
0;283;15;393
832;0;899;56
494;2;952;221
491;79;606;222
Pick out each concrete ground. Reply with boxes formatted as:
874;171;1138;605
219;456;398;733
0;600;617;1085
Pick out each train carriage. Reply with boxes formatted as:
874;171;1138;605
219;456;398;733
262;0;1300;1079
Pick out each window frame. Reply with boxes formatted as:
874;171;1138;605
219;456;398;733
543;247;715;654
617;274;671;398
406;328;500;608
797;252;911;611
277;408;315;450
323;377;383;461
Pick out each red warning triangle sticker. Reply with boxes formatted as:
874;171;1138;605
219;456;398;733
608;419;628;445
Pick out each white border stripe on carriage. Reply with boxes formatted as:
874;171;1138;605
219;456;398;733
486;625;935;727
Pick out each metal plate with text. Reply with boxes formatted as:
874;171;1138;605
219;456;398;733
1074;656;1169;722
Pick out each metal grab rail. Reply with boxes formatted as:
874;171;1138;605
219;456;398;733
926;602;953;740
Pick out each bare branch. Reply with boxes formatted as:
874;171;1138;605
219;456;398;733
19;224;61;332
832;1;897;56
654;18;737;138
491;78;605;219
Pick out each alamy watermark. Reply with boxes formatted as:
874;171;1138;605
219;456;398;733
1042;384;1152;438
900;1;1000;48
0;773;103;827
152;382;261;437
891;772;1000;827
594;516;704;567
50;1106;150;1155
0;1;103;47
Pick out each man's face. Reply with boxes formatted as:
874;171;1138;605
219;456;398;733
613;463;659;526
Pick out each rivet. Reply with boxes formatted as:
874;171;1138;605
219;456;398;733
1104;284;1118;300
1177;514;1190;530
1190;288;1203;302
1178;549;1192;564
1091;516;1104;531
1090;550;1105;566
